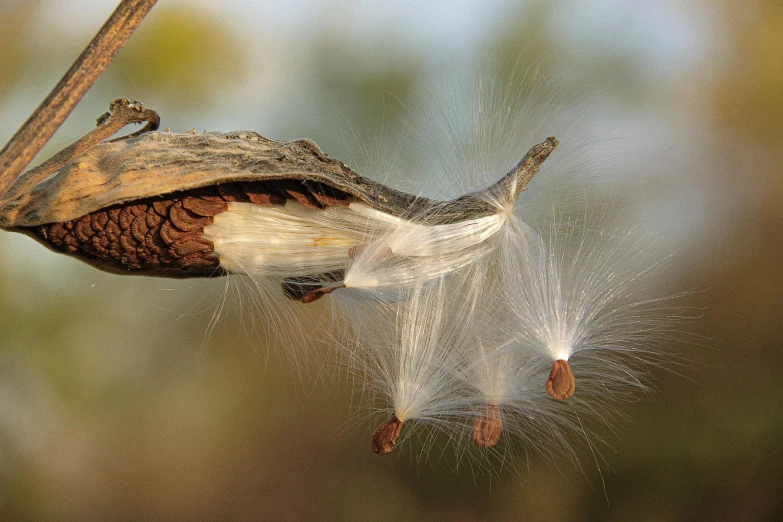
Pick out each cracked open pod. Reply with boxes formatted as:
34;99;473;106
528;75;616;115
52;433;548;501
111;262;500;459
0;99;557;301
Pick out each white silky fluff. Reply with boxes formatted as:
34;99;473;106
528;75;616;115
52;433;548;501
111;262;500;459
498;205;685;401
199;57;686;468
357;280;469;424
336;58;686;465
204;199;507;289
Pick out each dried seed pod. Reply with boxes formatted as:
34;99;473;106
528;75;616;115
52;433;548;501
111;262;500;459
546;359;576;400
473;404;503;448
371;416;404;456
0;99;557;279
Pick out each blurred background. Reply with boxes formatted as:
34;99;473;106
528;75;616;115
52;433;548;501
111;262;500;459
0;0;781;520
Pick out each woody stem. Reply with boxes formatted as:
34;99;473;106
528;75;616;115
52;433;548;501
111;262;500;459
0;0;157;198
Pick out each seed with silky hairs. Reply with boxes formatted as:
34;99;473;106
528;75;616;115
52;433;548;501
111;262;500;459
473;404;503;447
546;359;575;400
371;416;403;455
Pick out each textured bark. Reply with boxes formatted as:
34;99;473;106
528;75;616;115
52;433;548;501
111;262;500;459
3;97;557;282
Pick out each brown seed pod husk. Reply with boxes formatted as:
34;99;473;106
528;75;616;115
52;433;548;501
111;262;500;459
2;115;556;230
473;404;503;448
371;416;403;456
546;359;576;400
2;98;558;280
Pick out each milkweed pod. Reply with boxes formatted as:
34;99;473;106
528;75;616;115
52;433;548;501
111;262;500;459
1;99;558;282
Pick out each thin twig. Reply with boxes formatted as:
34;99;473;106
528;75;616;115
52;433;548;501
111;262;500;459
5;98;160;204
0;0;157;197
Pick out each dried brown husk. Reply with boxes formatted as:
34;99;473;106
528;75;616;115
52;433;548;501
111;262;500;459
0;100;557;278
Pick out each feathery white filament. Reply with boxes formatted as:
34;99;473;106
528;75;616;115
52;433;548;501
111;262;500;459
204;199;507;290
350;280;469;425
204;200;363;276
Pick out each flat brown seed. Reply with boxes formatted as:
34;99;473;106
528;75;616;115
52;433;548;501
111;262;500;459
119;228;138;252
74;217;95;242
168;236;214;258
182;196;229;217
217;183;251;202
274;180;324;209
372;416;403;456
145;208;163;228
178;254;220;269
107;240;122;259
245;190;278;205
546;359;576;400
92;233;109;254
144;226;165;255
131;214;149;243
159;220;194;244
170;201;212;232
258;181;289;203
118;206;135;230
63;233;79;253
281;277;318;301
49;223;68;243
128;204;148;217
300;284;345;303
240;182;285;205
152;199;174;216
303;181;351;207
105;220;121;242
473;404;503;448
91;212;109;232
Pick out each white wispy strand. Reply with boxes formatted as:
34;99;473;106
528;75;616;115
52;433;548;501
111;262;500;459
341;210;507;292
205;200;369;277
205;197;508;294
459;345;589;465
447;260;596;465
356;280;468;421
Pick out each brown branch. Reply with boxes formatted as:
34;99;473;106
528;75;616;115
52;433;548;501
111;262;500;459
0;0;158;198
